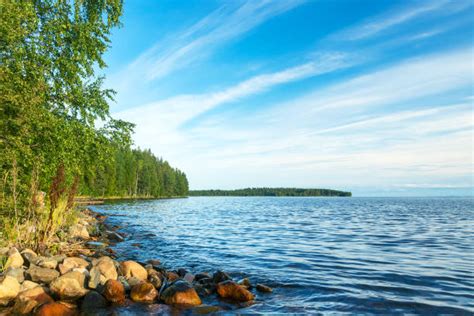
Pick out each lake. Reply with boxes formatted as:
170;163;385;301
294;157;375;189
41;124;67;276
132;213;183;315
92;197;474;314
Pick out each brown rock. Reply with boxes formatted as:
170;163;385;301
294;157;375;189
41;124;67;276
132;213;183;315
148;273;162;290
103;279;125;304
20;281;40;292
36;257;58;270
49;271;88;300
0;276;20;306
212;270;231;284
27;265;59;284
161;280;201;306
91;256;117;286
20;249;38;266
239;278;252;289
69;224;89;240
166;271;179;282
12;286;53;315
216;280;254;302
119;261;147;281
256;284;272;293
5;247;24;270
35;302;77;316
58;257;89;275
5;267;25;283
130;282;158;303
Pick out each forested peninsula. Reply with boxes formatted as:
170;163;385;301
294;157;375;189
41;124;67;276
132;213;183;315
190;188;352;197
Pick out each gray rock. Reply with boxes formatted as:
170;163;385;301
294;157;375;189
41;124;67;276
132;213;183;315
5;267;24;283
36;257;58;269
27;265;60;284
49;271;88;300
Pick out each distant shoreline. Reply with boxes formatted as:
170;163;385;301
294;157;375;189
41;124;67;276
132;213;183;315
189;188;352;197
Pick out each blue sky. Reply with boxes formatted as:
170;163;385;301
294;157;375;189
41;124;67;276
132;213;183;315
102;0;474;196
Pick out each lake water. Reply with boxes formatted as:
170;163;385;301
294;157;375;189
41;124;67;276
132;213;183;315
93;197;474;315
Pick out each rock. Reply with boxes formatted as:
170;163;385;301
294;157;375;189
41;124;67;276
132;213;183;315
161;280;201;306
4;247;24;270
118;276;131;292
35;302;76;316
193;284;212;297
212;270;231;284
36;257;58;270
71;267;89;277
127;277;142;287
216;280;254;302
20;281;40;292
85;241;107;248
0;276;20;306
49;271;88;300
58;257;89;275
27;265;59;284
87;267;100;289
103;279;125;304
166;271;179;282
5;267;24;283
149;273;162;290
119;261;147;281
106;231;124;242
81;291;108;311
90;256;117;286
50;254;67;264
69;224;89;239
20;249;38;266
183;273;194;284
147;259;161;266
194;273;211;282
12;286;54;314
0;247;9;256
192;305;222;314
177;268;187;277
256;284;273;293
130;282;158;303
239;278;252;289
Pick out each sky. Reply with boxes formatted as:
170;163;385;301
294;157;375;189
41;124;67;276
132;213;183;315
101;0;474;197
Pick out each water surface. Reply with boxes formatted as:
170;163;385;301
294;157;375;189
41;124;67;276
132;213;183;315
93;197;474;314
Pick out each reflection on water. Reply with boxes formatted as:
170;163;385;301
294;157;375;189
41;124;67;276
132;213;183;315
93;197;474;314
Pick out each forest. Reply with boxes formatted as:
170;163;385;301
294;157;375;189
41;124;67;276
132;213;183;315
0;0;187;248
190;188;352;197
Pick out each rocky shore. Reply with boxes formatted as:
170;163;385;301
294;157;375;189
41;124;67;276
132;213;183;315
0;209;272;315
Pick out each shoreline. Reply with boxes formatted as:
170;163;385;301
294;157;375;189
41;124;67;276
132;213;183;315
0;206;271;315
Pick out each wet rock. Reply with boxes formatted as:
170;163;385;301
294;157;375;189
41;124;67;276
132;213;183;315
0;276;20;306
183;273;194;284
50;271;88;300
35;302;77;316
147;259;161;266
106;231;124;242
20;281;40;292
5;267;24;283
69;224;89;240
5;247;24;270
161;280;202;306
20;249;37;266
120;261;147;281
81;291;108;311
166;271;180;282
256;284;273;293
103;279;125;304
86;241;107;249
212;270;231;284
36;257;58;270
12;286;54;314
27;265;59;284
149;273;162;290
239;278;252;289
130;282;158;303
58;257;89;275
193;284;212;297
177;268;187;277
216;280;254;302
192;305;222;314
194;273;211;282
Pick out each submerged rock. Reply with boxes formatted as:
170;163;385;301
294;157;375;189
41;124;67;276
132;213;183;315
27;265;60;284
120;261;147;281
194;273;211;282
239;278;252;289
103;279;125;304
49;271;88;300
130;282;158;303
256;284;273;293
216;280;254;302
161;280;202;306
0;276;20;306
12;286;54;315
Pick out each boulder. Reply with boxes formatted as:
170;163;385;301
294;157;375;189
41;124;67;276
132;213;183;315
87;267;100;289
194;273;211;282
89;256;117;287
103;279;125;304
161;280;201;306
0;276;20;306
49;271;88;300
5;267;24;283
20;281;40;292
216;280;254;302
119;261;147;281
12;286;54;314
58;257;88;275
81;291;108;311
166;271;179;282
36;257;58;270
148;273;162;290
130;282;158;303
20;249;38;266
212;270;231;284
35;302;76;316
4;247;24;270
27;265;59;284
256;284;272;293
69;224;89;239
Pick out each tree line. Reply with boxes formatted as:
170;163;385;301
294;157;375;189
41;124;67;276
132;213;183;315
189;188;352;197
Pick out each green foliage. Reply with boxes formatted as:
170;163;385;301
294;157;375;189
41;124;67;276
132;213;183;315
189;188;352;197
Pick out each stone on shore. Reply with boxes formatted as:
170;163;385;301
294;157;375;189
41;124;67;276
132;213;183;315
256;284;273;293
166;271;179;282
0;276;20;306
20;249;38;266
120;261;147;281
69;223;89;240
36;257;58;270
20;281;40;292
216;280;254;302
103;279;125;304
27;265;60;284
148;272;162;290
5;267;25;283
213;270;231;284
12;286;54;314
130;282;158;303
161;280;202;306
49;271;88;300
36;302;77;316
81;291;108;311
89;256;117;287
194;273;211;282
4;247;24;270
59;257;89;275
